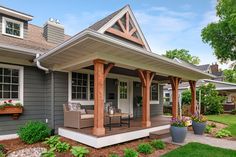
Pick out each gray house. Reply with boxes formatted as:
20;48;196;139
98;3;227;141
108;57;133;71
0;5;212;147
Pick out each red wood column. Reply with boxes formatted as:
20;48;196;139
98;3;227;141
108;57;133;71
189;80;197;115
170;77;181;118
93;60;114;136
138;70;155;127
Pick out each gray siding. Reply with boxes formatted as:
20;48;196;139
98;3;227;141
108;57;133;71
43;22;64;44
0;66;45;135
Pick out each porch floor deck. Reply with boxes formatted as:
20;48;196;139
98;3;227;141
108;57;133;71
58;116;171;148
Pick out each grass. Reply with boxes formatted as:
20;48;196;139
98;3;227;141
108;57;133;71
162;142;236;157
207;114;236;137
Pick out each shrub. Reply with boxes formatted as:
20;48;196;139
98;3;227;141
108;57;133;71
124;148;139;157
70;146;89;157
150;140;166;149
43;136;60;148
231;109;236;115
109;153;120;157
216;129;232;138
0;151;5;157
0;144;5;153
17;121;51;144
41;148;56;157
205;125;212;133
55;141;70;152
137;143;154;154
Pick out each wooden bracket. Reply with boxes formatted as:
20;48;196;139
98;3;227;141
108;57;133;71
104;63;114;79
169;76;181;90
137;69;147;87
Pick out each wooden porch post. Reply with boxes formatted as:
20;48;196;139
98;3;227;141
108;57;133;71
137;70;155;127
93;59;114;136
189;80;197;115
169;77;181;118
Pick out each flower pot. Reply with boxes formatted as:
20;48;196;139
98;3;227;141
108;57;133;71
0;106;23;119
170;126;187;143
192;121;206;135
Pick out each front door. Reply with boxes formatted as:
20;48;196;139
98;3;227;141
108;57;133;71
118;80;130;114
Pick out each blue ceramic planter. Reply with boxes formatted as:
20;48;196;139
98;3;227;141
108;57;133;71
170;126;187;143
192;121;206;135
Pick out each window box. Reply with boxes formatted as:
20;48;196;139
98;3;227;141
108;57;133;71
0;106;23;119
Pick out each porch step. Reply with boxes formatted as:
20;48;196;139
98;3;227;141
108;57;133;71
149;129;170;139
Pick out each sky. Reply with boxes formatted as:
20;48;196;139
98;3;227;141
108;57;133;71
0;0;230;69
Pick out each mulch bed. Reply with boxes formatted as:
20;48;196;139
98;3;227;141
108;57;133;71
0;137;178;157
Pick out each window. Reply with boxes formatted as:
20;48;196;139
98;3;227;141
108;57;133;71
2;17;23;38
71;72;94;100
0;64;23;102
120;81;128;99
164;93;170;102
150;83;158;101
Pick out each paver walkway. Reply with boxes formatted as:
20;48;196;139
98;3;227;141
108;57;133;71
163;132;236;150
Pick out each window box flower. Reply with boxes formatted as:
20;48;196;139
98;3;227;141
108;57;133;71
191;113;207;135
170;116;189;143
0;100;23;119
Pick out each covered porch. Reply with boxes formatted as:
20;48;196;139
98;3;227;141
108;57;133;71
35;29;213;146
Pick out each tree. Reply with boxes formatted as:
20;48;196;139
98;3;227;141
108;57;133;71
223;69;236;83
201;0;236;63
163;49;200;65
181;83;225;115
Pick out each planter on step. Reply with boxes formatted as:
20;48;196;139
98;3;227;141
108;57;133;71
0;106;23;119
170;126;187;143
192;121;206;135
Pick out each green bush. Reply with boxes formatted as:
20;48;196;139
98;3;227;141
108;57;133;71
216;129;232;138
231;109;236;115
0;151;5;157
70;146;89;157
55;141;70;152
124;148;139;157
17;121;51;144
137;143;154;154
43;136;60;148
41;148;56;157
109;153;120;157
205;125;212;133
0;144;4;153
150;140;166;149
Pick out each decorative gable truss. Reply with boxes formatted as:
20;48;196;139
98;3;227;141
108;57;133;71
106;12;144;46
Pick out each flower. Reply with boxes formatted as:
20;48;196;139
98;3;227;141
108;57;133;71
171;116;190;127
8;100;12;103
191;112;207;123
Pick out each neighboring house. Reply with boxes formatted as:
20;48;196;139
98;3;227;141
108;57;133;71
0;5;212;147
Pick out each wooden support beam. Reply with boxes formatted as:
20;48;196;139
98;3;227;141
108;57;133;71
169;76;181;118
93;59;105;136
189;80;197;115
137;70;155;127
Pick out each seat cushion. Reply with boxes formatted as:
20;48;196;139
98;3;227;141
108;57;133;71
81;114;94;119
68;103;81;111
78;109;86;115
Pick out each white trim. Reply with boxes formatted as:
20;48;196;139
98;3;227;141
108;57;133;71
97;5;151;51
203;79;236;86
0;133;18;140
0;6;33;21
2;17;24;39
0;63;24;104
59;124;170;148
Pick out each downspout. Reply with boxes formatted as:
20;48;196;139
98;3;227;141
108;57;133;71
36;54;49;73
35;54;54;134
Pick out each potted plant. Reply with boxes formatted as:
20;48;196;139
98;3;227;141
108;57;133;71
170;116;190;143
0;100;23;119
191;113;207;135
136;96;142;107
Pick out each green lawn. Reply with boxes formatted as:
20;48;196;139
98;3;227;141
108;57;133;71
162;142;236;157
207;114;236;137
